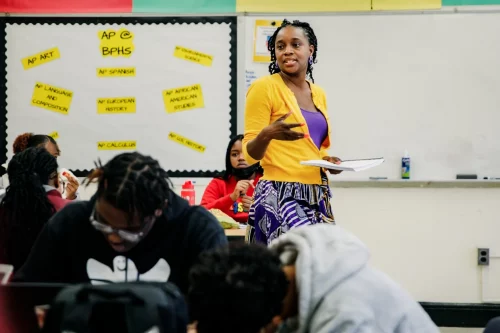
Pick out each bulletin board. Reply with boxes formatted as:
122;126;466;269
0;16;237;177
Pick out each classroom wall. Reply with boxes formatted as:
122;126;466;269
3;0;500;14
76;179;500;304
239;6;500;303
3;2;500;305
231;7;500;303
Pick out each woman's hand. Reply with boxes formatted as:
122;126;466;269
262;112;308;141
323;156;343;175
65;173;80;200
230;180;254;201
241;195;253;212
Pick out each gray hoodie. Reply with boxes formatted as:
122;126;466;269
270;224;439;333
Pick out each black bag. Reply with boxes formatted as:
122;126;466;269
41;282;188;333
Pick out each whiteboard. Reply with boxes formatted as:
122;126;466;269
5;18;235;175
242;13;500;180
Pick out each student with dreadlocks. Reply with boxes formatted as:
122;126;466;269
243;19;342;245
13;152;227;294
11;132;80;200
200;134;263;223
0;147;71;270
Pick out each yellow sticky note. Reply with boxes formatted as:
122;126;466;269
237;0;370;12
163;84;204;113
48;131;59;140
97;97;136;114
372;0;441;10
168;132;205;153
31;82;73;115
98;28;134;58
97;67;136;77
97;141;136;151
173;46;213;67
21;47;60;70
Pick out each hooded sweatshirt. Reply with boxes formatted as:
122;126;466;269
270;224;439;333
13;190;228;294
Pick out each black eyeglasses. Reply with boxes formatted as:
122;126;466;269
89;206;157;243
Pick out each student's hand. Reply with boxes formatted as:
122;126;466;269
187;323;197;333
65;173;80;200
241;195;253;212
230;180;254;201
323;156;343;174
262;112;308;141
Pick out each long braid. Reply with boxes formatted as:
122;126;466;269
85;152;173;223
268;19;319;83
0;147;58;267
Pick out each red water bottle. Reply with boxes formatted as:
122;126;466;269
181;181;195;205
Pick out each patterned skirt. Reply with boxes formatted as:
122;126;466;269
245;175;335;245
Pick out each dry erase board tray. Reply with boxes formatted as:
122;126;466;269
329;180;500;189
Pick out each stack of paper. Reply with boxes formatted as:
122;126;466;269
209;209;240;229
300;158;384;172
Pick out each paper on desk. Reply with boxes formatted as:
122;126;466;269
300;158;384;172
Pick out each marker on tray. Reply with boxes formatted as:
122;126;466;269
369;177;387;180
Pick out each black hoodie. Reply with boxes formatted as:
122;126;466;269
13;190;228;294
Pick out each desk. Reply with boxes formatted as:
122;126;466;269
224;228;246;242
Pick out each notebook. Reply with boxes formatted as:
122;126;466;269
300;158;384;172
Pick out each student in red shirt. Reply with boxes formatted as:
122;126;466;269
12;132;80;200
201;135;263;223
0;147;71;271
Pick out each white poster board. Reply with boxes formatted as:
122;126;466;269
5;19;235;175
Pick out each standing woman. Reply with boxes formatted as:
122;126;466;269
243;19;342;245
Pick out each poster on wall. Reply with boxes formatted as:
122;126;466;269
253;19;282;63
3;17;237;177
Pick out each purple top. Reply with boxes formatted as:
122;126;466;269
301;108;328;149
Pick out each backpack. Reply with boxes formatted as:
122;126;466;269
41;281;188;333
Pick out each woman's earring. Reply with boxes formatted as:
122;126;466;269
309;56;313;65
275;60;279;68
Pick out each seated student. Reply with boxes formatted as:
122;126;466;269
485;317;500;333
201;134;263;223
0;147;72;271
12;132;80;200
13;152;228;294
188;224;440;333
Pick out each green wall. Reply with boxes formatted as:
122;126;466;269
443;0;500;4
